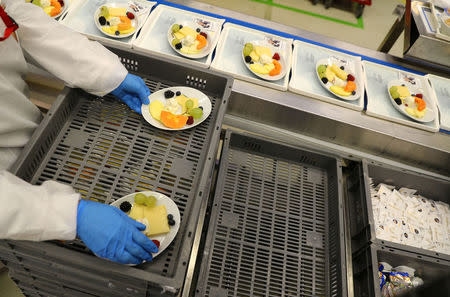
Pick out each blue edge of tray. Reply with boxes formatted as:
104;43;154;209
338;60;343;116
150;0;449;134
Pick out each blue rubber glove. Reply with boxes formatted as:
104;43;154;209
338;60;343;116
76;200;158;264
111;73;150;114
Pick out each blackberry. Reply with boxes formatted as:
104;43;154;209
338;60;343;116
119;201;132;213
164;90;175;99
99;16;106;26
394;98;402;105
175;43;182;50
321;77;328;84
244;56;251;63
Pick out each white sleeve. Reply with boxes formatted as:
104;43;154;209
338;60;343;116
4;0;128;96
0;170;79;241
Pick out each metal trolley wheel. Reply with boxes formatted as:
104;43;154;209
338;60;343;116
353;2;365;18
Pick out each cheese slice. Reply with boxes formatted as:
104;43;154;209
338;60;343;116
129;204;145;220
144;205;170;236
107;7;127;17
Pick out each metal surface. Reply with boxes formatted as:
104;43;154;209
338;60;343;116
406;1;450;68
166;0;450;77
2;48;232;297
195;130;346;297
378;4;406;53
227;80;450;176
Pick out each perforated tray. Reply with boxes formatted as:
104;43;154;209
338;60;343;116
2;47;232;296
195;130;347;297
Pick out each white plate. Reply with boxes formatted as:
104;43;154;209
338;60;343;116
242;40;287;81
315;58;361;101
167;21;214;59
94;3;138;39
141;86;212;131
387;80;435;123
111;191;181;262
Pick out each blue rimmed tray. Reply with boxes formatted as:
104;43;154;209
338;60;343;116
133;4;225;69
427;74;450;131
289;40;365;111
60;0;155;49
363;61;440;132
210;23;293;91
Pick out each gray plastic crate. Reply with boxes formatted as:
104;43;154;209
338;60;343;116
346;160;450;261
195;130;347;297
352;244;450;297
1;47;232;296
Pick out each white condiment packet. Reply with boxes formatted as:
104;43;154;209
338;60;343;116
399;187;417;197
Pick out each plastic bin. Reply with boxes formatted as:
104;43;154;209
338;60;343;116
346;160;450;261
352;244;450;297
0;47;232;296
195;130;347;297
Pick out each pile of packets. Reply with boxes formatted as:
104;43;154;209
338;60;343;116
370;179;450;254
378;262;423;297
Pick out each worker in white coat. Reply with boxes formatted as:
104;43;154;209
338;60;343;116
0;0;158;264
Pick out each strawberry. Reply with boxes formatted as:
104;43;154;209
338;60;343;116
152;240;160;248
347;74;355;81
272;53;280;60
127;12;135;20
415;93;423;99
199;32;208;39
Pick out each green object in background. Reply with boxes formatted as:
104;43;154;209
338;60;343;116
251;0;364;29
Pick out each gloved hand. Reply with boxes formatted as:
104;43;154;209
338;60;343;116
111;73;150;114
76;200;158;264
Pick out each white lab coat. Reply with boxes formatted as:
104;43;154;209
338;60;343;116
0;0;127;240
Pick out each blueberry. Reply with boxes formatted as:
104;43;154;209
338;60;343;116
176;91;181;96
99;16;106;26
164;90;175;99
394;98;402;105
115;31;120;36
199;106;203;110
351;91;356;95
175;43;182;50
106;21;110;26
245;56;252;63
119;201;132;213
321;77;328;84
249;61;254;64
196;28;201;33
179;24;183;29
167;214;174;220
401;84;405;86
340;66;344;70
168;219;176;226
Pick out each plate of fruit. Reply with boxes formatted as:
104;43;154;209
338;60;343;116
168;22;211;59
30;0;67;18
142;87;211;130
316;58;360;101
387;80;434;123
242;41;285;81
111;191;180;261
94;4;138;39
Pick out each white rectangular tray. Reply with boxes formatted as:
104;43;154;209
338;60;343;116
133;5;225;69
210;23;293;91
363;61;439;132
427;74;450;131
289;40;365;111
60;0;155;49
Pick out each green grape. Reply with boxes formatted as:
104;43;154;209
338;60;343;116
185;99;194;111
144;196;157;207
172;38;181;47
134;193;147;205
171;24;180;33
189;108;203;119
243;43;253;56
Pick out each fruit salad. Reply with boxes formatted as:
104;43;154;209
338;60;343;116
317;63;357;97
389;85;426;118
170;24;208;55
119;193;175;238
243;42;282;77
97;6;136;37
149;90;204;129
30;0;64;17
